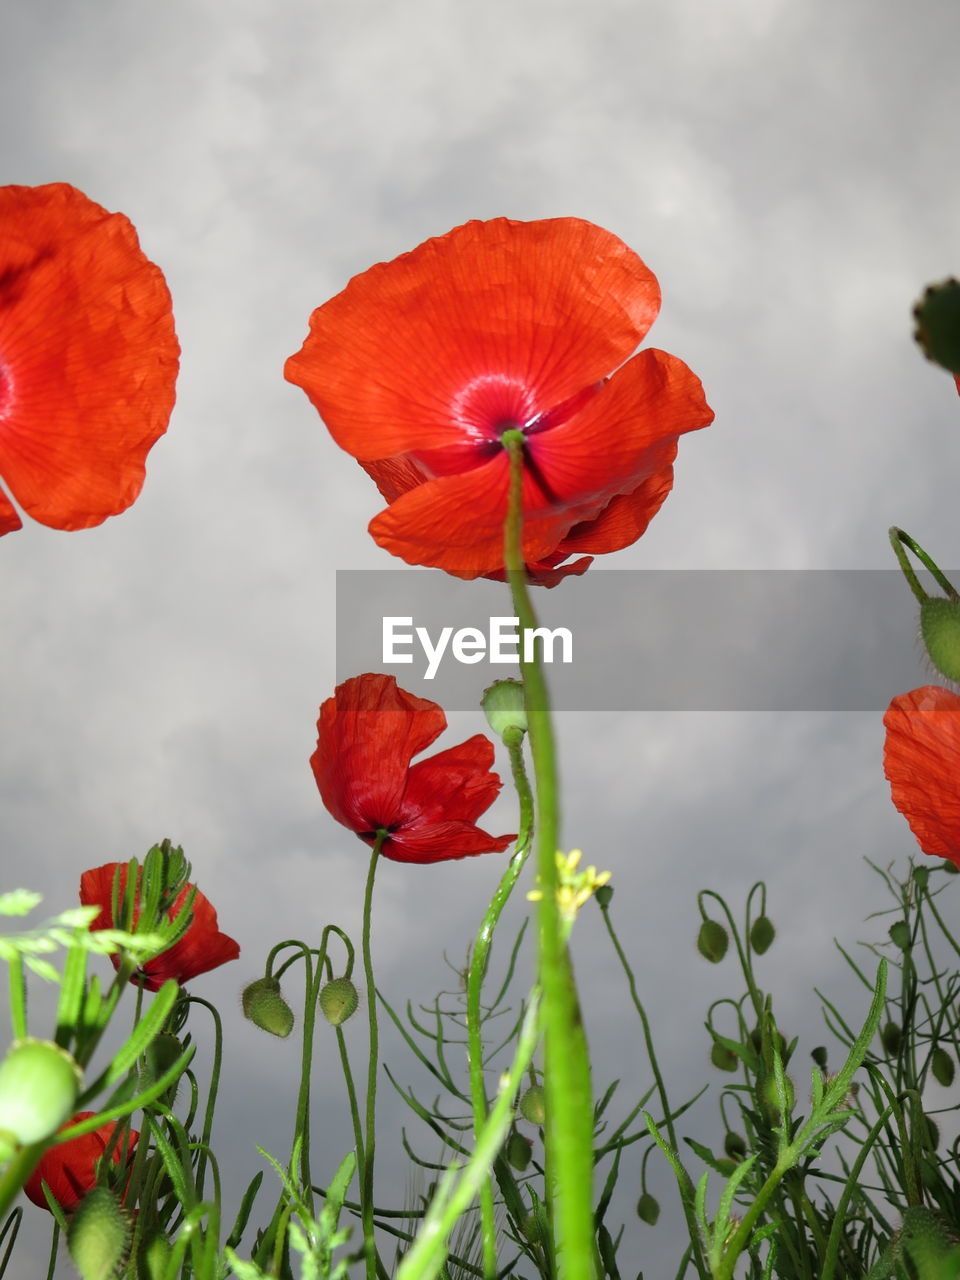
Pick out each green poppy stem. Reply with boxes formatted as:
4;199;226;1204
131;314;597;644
361;833;387;1280
501;429;597;1279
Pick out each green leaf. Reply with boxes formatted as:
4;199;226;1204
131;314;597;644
0;891;42;917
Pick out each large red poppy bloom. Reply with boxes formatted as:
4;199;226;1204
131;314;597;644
0;182;179;535
24;1112;139;1213
284;217;714;582
312;673;514;863
883;686;960;864
80;863;240;991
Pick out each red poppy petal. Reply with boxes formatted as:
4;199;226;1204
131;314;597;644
137;884;239;990
24;1114;139;1213
285;216;660;459
0;481;22;534
79;863;123;931
312;674;448;833
883;686;960;862
526;349;712;507
0;183;178;531
385;820;515;864
359;455;430;503
552;463;676;556
400;735;503;826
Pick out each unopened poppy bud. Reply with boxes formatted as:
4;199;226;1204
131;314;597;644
0;1039;82;1158
749;916;775;955
710;1041;739;1073
761;1073;795;1118
899;1205;960;1268
139;1033;183;1092
481;680;527;742
518;1084;546;1125
881;1020;902;1057
242;977;295;1038
697;919;728;963
594;884;614;908
888;920;912;951
920;597;960;684
67;1187;131;1280
931;1046;955;1087
913;278;960;376
636;1193;660;1225
723;1131;747;1161
139;1235;173;1280
913;865;930;891
945;861;960;876
319;977;359;1026
921;1114;940;1152
505;1131;532;1171
811;1045;829;1071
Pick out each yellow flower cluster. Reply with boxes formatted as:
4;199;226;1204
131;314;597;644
527;849;611;923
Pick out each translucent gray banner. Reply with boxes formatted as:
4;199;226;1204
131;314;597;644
334;570;949;711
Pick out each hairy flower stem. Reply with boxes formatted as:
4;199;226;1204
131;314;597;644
362;835;386;1280
501;430;597;1279
467;732;534;1278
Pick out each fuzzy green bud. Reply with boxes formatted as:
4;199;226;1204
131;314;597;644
319;977;359;1026
139;1033;183;1095
913;278;960;376
921;1114;940;1152
67;1187;131;1280
881;1020;902;1057
811;1045;829;1071
518;1084;546;1126
481;680;527;742
898;1205;960;1273
0;1039;81;1159
761;1072;795;1119
913;865;930;891
636;1193;660;1225
931;1046;955;1087
594;884;614;909
242;977;295;1038
920;597;960;684
505;1131;532;1171
139;1235;173;1280
749;916;775;955
888;919;912;951
723;1131;747;1161
710;1041;739;1073
697;919;728;963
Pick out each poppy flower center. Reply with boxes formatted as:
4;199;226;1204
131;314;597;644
450;374;538;444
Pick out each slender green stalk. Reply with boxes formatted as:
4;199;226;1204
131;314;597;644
466;733;534;1278
888;526;960;602
501;429;596;1279
362;834;387;1280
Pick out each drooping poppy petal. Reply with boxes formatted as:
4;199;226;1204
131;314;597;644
285;216;712;581
883;686;960;863
24;1112;139;1213
312;674;514;863
80;863;239;991
0;183;178;534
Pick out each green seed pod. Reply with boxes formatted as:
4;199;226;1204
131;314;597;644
636;1193;660;1225
710;1041;739;1073
505;1131;532;1171
0;1039;82;1156
518;1084;546;1126
594;884;614;909
913;278;960;376
723;1131;747;1161
749;916;775;955
811;1045;829;1071
920;597;960;684
318;977;359;1026
696;919;729;963
881;1020;902;1057
67;1187;131;1280
931;1046;955;1087
888;920;912;951
242;977;295;1037
481;680;527;742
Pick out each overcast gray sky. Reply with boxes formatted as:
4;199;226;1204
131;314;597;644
3;0;960;1274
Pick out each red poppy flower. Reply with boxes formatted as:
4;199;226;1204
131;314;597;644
0;182;179;535
312;673;514;863
883;685;960;863
24;1112;139;1213
80;863;240;991
285;216;713;582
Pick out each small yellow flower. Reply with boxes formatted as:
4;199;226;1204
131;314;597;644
527;849;612;923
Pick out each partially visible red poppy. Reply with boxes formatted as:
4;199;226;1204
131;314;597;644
80;863;240;991
24;1111;139;1213
0;182;179;535
284;217;713;583
883;686;960;864
312;673;514;863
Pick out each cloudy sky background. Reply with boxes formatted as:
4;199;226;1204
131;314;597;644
3;0;960;1273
